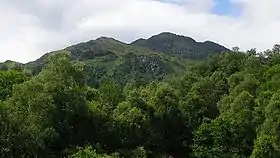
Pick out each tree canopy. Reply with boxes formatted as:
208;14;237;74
1;44;280;158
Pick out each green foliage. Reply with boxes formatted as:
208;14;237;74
0;70;29;100
3;35;280;158
1;53;91;156
251;93;280;158
193;92;257;158
70;146;119;158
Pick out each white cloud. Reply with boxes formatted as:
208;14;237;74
0;0;280;63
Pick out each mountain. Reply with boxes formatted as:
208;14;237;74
24;36;196;87
4;32;229;87
131;32;229;59
0;60;23;71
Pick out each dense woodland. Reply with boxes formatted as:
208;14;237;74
2;33;280;157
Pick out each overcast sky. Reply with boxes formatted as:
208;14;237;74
1;0;280;63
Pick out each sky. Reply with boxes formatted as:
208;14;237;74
1;0;280;63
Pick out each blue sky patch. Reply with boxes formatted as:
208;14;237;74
158;0;242;18
212;0;242;17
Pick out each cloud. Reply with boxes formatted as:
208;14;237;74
160;0;214;12
0;0;280;63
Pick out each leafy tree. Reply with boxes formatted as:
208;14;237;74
251;93;280;158
193;91;257;158
4;44;280;158
232;46;240;52
4;53;92;156
0;70;28;100
70;146;119;158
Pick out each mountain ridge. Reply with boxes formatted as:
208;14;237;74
131;32;229;59
1;32;229;65
1;32;230;86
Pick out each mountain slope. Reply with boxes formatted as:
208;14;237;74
24;36;195;87
3;32;229;87
131;32;229;59
0;60;23;71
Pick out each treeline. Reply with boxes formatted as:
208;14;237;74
1;48;280;157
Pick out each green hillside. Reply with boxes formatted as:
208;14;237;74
131;32;229;59
4;32;280;158
24;33;209;87
3;48;280;157
0;60;23;71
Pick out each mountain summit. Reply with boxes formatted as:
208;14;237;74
131;32;229;59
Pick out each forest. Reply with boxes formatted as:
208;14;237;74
1;33;280;157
